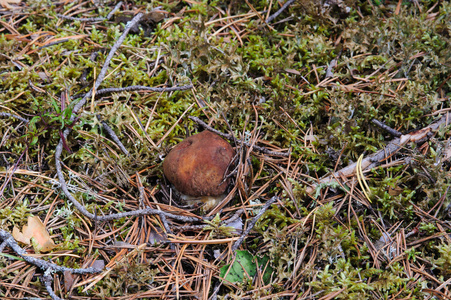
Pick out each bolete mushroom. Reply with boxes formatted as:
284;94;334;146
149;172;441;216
163;130;235;210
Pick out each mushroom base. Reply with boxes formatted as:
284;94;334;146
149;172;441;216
180;193;226;212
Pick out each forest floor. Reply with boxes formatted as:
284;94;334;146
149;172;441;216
0;0;450;299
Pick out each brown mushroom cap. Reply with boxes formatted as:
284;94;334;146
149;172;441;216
163;130;234;197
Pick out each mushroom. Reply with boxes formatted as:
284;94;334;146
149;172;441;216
163;130;235;210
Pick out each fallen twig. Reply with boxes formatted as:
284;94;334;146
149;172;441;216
43;274;63;300
232;196;278;251
0;230;101;300
90;84;193;96
265;0;296;24
176;209;245;232
372;118;402;137
0;112;29;124
307;113;451;195
97;115;129;156
0;146;27;199
37;39;71;50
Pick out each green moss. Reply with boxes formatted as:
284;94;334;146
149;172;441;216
433;242;451;278
0;201;31;228
1;0;450;298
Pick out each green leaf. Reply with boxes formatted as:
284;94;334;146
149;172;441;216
219;250;273;285
30;135;39;146
0;252;24;261
256;254;273;284
50;99;60;113
28;116;40;132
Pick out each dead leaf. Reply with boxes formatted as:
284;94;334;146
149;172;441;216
0;0;21;9
12;216;56;252
225;218;243;234
388;186;403;196
91;259;105;270
64;271;75;292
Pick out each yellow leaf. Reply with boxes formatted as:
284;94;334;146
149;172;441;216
11;216;56;252
12;226;29;244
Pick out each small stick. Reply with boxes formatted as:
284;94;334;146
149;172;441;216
106;2;124;20
265;0;296;24
0;230;101;300
0;230;101;274
232;196;278;251
0;240;8;253
371;119;402;137
159;213;173;234
37;39;71;50
0;146;27;199
0;112;29;124
225;209;245;225
177;224;207;231
75;84;192;99
71;13;144;116
97;115;129;156
57;15;106;22
43;273;63;300
91;84;193;96
307;113;451;194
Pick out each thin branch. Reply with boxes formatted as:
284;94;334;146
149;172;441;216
372;118;402;137
232;196;278;251
189;116;233;139
176;224;207;231
71;13;143;117
37;39;71;50
106;2;123;19
92;84;193;96
265;0;296;24
177;209;245;232
0;240;8;253
159;213;173;234
42;274;63;300
0;112;29;124
225;209;245;225
0;230;101;274
51;13;195;224
57;15;106;22
0;146;27;199
97;115;129;156
307;113;451;194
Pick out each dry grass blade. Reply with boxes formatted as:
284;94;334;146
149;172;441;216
356;154;372;203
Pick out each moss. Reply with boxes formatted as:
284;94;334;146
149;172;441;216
1;0;450;298
0;201;31;228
